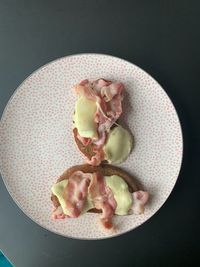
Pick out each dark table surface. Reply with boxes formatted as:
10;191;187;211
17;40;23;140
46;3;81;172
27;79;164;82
0;1;200;266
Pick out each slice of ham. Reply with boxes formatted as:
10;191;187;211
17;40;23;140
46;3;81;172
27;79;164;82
132;191;149;214
52;206;67;220
79;79;90;86
88;172;117;229
92;78;112;92
63;171;92;217
101;82;124;102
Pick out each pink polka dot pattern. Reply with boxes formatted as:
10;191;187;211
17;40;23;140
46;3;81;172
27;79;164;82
0;54;183;239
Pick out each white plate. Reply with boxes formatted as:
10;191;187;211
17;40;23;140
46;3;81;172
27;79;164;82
0;54;183;239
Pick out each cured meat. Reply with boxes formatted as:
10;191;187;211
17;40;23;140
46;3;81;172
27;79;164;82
132;191;149;214
88;172;117;229
63;171;92;217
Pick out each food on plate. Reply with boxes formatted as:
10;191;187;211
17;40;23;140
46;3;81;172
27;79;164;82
51;164;149;231
73;78;133;166
51;78;150;233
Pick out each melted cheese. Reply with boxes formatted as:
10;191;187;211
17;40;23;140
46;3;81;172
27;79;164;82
74;96;98;138
103;126;132;164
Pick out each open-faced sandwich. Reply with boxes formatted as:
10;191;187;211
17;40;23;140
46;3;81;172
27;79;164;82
51;164;149;231
73;79;133;166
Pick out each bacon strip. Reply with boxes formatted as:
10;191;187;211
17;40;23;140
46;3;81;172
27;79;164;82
93;78;112;91
86;148;104;166
101;82;124;102
74;84;101;103
52;206;67;220
132;191;149;214
88;172;117;229
63;171;92;217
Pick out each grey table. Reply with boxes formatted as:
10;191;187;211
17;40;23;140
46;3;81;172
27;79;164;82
0;1;199;266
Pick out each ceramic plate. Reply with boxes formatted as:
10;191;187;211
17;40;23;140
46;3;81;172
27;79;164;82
0;54;183;239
